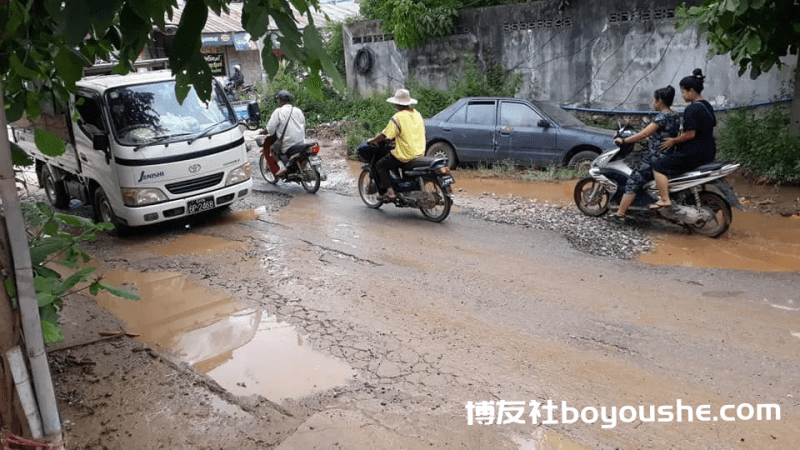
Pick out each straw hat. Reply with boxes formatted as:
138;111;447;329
386;88;418;106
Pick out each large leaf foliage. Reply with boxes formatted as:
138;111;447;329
17;203;141;343
676;0;800;77
1;0;336;163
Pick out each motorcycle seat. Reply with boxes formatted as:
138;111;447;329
285;141;318;157
402;157;444;170
691;161;727;172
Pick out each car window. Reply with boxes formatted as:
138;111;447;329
75;94;106;137
446;104;466;124
533;101;585;127
466;102;495;125
500;102;543;127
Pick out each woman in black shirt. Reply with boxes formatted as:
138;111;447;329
650;69;716;209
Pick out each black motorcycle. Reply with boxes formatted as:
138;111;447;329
357;141;455;222
256;140;325;193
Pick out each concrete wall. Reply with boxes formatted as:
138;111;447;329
344;0;796;111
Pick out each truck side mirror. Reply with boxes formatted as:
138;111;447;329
538;119;551;128
244;101;261;130
92;134;109;151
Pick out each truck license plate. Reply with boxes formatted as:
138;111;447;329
187;196;215;214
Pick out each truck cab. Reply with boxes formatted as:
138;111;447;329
13;70;259;228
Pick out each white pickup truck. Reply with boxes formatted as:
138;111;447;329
12;70;260;228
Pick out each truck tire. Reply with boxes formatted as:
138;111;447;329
40;165;70;209
93;187;118;226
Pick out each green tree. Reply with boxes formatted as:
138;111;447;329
675;0;800;134
2;0;338;163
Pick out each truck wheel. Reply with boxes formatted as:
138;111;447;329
40;165;70;209
93;187;118;225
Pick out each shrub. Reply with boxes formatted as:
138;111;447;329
717;106;800;183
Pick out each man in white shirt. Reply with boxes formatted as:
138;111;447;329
264;90;306;176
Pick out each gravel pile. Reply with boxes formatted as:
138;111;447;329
453;194;653;259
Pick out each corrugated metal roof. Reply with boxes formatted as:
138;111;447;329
168;1;360;34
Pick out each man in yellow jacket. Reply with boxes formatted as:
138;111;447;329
367;89;425;201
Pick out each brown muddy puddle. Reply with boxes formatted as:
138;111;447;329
451;172;800;272
94;234;354;402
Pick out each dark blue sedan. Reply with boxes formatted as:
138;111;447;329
424;97;615;170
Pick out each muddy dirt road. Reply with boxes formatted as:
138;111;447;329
46;143;800;450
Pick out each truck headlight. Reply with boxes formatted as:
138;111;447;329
121;188;168;206
225;162;251;186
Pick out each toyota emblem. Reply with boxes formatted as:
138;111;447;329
188;164;201;173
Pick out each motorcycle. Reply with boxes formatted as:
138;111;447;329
256;138;326;193
224;79;254;102
357;140;455;222
573;124;744;238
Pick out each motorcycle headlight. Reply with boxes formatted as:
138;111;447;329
225;162;251;186
121;188;168;206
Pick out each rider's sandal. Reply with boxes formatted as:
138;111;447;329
605;214;629;224
649;201;671;210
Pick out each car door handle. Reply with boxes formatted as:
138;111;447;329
441;127;452;132
499;126;513;135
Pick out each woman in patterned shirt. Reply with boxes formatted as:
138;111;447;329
607;85;680;223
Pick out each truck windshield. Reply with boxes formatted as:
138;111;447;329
106;80;236;146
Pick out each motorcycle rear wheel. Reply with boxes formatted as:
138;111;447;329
358;170;383;209
300;160;321;193
419;180;452;222
259;154;278;185
685;191;732;238
574;177;610;216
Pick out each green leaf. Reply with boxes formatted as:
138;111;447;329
11;143;34;166
26;91;42;119
54;266;96;296
4;279;17;306
94;282;141;300
54;213;96;229
746;35;761;54
43;219;60;236
6;100;26;123
9;54;42;80
41;319;65;344
36;291;58;308
54;47;85;91
171;0;207;68
29;240;64;265
34;127;66;157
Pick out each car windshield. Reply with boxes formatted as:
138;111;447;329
107;80;235;146
532;101;586;128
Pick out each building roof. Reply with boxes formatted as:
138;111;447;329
168;1;360;35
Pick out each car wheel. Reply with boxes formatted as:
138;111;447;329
567;150;599;172
426;142;457;169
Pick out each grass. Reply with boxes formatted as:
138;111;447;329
458;160;584;182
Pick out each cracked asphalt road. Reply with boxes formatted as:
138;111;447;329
49;144;800;449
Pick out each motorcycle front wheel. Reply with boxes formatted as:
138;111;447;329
419;180;452;222
300;160;321;193
574;177;610;216
358;170;383;209
259;154;278;185
685;191;732;238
